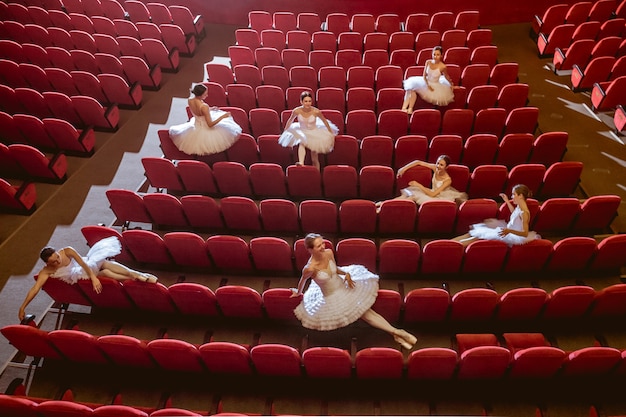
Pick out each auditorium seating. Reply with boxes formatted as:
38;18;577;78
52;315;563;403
6;321;626;383
0;177;37;214
591;75;626;112
137;156;581;205
70;226;626;281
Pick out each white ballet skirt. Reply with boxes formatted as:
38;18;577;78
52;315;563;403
468;206;540;246
49;237;122;284
401;178;468;205
403;63;455;106
168;108;242;156
294;260;379;331
278;113;338;154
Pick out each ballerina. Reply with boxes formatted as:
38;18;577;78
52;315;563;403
18;237;158;320
290;233;417;350
452;184;541;247
278;91;338;170
376;155;467;212
168;84;242;156
401;46;455;113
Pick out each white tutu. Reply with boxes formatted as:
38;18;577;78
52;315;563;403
278;113;338;154
168;109;242;156
403;65;455;106
294;262;379;331
468;207;540;246
50;237;122;284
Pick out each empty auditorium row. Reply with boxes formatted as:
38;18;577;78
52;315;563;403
0;44;162;90
532;0;625;41
0;0;205;39
4;323;626;382
248;10;481;36
234;26;493;56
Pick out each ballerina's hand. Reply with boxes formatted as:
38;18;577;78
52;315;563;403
498;227;509;237
289;288;301;298
91;277;102;294
428;85;434;91
345;273;355;289
499;193;508;201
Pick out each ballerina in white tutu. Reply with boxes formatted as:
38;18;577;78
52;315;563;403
401;46;455;113
278;91;338;170
453;184;541;247
290;233;417;350
376;155;467;212
18;237;157;320
168;84;242;156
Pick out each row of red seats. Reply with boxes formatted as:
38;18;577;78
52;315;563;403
249;10;481;37
0;60;142;109
191;104;537;144
160;129;565;173
228;43;498;75
4;324;626;380
0;4;197;55
0;177;36;214
0;392;213;417
203;69;523;115
235;27;492;55
207;61;519;94
538;20;625;57
1;0;205;39
0;143;67;183
147;147;582;199
206;84;529;127
0;83;117;135
532;0;625;39
590;74;626;111
1;108;101;153
570;54;626;91
158;131;565;178
552;34;625;72
0;20;180;72
0;41;162;89
80;226;626;278
107;188;619;238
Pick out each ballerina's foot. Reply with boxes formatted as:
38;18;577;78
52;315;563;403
394;330;417;350
295;162;303;166
375;201;382;214
133;272;158;283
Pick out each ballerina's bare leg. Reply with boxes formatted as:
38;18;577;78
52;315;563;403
451;233;478;247
311;151;320;170
401;91;417;114
297;144;306;165
360;309;417;349
375;193;415;213
99;260;158;283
